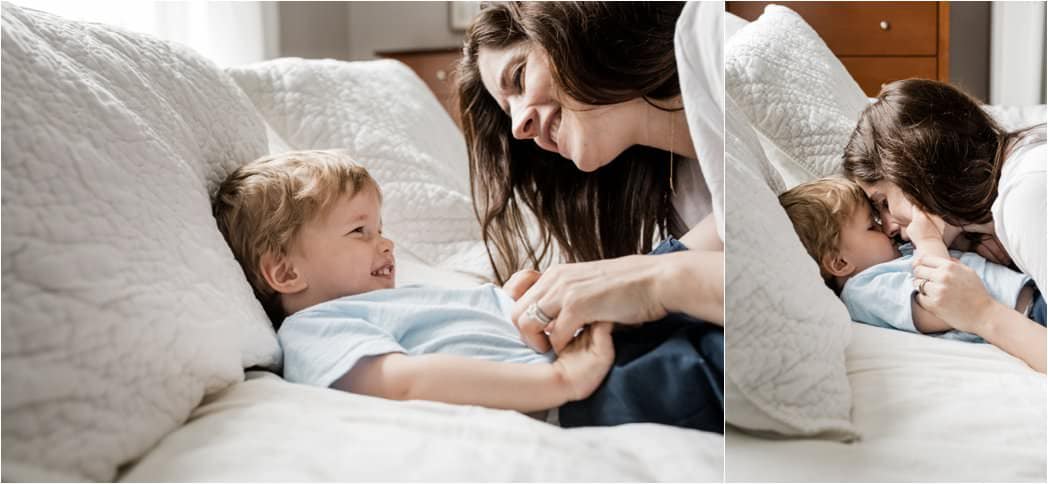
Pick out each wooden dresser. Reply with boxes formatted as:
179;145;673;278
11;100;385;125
376;47;463;127
727;1;950;96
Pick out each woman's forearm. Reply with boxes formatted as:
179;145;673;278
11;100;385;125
680;213;722;251
976;303;1047;373
657;250;723;325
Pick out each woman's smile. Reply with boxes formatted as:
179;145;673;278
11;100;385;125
548;110;560;146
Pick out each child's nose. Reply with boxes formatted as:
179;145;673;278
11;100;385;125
380;237;394;253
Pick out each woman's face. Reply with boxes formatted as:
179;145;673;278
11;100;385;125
477;43;645;172
856;180;916;241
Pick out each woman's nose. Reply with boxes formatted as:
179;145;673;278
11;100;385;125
511;106;538;140
881;219;899;237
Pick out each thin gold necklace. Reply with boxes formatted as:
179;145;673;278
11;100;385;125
669;111;676;196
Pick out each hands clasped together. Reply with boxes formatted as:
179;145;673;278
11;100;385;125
501;255;678;399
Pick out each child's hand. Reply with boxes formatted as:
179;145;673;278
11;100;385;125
908;205;946;242
552;321;615;402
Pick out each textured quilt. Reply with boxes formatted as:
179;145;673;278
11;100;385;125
1;3;281;480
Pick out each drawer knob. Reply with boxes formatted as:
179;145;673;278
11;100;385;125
436;69;448;81
879;20;890;31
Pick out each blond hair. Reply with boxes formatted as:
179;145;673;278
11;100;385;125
213;150;380;322
778;177;870;286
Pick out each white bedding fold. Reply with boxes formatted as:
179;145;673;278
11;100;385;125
123;372;725;482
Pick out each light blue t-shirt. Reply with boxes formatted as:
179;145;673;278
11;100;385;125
278;284;553;387
841;243;1032;342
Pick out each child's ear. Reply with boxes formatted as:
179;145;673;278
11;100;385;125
259;251;308;295
821;252;855;278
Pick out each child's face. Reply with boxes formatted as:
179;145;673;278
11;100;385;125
837;204;901;275
288;186;395;302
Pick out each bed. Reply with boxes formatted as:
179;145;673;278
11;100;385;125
723;6;1047;482
0;3;722;481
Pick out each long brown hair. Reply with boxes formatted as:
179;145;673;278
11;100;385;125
456;1;687;284
843;78;1045;226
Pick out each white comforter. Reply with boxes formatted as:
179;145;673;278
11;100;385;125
124;371;723;482
727;323;1046;482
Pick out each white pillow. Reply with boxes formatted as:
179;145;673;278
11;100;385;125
723;5;860;440
1;4;280;480
726;5;869;189
225;58;495;284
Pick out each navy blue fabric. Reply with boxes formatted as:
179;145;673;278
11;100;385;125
1030;287;1046;327
558;236;724;432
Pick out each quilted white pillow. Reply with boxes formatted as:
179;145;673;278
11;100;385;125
723;5;861;439
1;4;280;480
226;59;495;284
726;5;869;188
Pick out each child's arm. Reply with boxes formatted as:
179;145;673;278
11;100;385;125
907;206;950;261
907;206;955;334
332;322;615;412
912;297;953;333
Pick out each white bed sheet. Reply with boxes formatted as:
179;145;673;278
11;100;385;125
727;322;1046;482
122;372;723;482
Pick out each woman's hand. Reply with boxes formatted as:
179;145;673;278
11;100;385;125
502;269;542;301
911;255;1000;334
551;322;615;402
512;255;667;353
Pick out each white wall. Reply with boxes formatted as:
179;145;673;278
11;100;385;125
346;2;465;59
10;0;275;66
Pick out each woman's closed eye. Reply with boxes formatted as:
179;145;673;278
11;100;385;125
512;61;526;92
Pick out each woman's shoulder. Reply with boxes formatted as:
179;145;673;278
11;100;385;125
672;158;711;232
1002;138;1046;181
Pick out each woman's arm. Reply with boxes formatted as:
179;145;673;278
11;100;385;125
976;302;1047;373
334;322;615;412
656;250;723;325
680;213;722;251
913;255;1046;373
912;299;953;334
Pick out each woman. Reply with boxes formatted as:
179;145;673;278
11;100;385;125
843;79;1046;372
457;1;722;343
456;1;725;427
